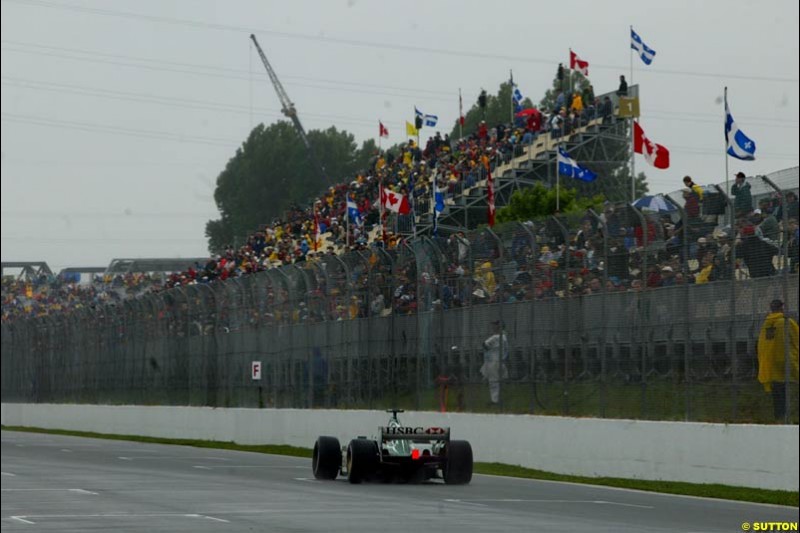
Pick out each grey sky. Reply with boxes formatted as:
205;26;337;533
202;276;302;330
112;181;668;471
2;0;798;271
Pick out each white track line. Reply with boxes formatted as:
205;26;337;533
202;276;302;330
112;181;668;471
1;472;16;477
9;516;35;525
198;465;306;468
444;498;653;509
473;473;795;509
115;456;231;461
186;513;230;523
443;499;489;508
1;489;98;495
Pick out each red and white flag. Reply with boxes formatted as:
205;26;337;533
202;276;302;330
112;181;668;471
634;121;670;169
569;49;589;76
379;121;389;138
459;89;465;126
380;185;411;215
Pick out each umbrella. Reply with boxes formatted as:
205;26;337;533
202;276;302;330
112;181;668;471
631;195;676;213
515;108;541;118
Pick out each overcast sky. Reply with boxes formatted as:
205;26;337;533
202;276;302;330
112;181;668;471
2;0;798;271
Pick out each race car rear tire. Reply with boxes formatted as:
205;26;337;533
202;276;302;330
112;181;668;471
313;436;341;480
346;439;379;484
443;440;473;485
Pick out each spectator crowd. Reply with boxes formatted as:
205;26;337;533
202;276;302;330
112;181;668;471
3;77;798;324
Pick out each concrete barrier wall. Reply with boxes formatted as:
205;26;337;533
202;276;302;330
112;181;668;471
2;403;797;491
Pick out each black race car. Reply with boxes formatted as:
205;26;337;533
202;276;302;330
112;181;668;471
312;409;473;484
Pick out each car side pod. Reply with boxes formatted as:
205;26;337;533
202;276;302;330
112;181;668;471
443;440;473;485
346;438;379;484
312;436;341;480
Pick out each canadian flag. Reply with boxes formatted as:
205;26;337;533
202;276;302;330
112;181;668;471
380;185;411;215
634;121;670;169
569;50;589;76
379;121;389;138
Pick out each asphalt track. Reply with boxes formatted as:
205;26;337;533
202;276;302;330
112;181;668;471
1;430;797;533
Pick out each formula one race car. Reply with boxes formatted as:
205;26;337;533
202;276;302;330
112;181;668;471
312;409;473;484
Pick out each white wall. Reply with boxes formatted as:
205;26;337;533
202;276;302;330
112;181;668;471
2;403;797;491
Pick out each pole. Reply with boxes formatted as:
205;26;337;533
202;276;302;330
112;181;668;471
724;87;731;227
379;176;386;246
346;197;350;249
458;88;464;140
568;48;572;97
556;146;561;212
509;69;515;126
630;26;636;202
431;172;437;236
761;175;792;423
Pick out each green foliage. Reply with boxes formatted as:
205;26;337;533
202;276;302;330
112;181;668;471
539;64;591;112
205;122;376;253
497;183;604;223
450;82;532;139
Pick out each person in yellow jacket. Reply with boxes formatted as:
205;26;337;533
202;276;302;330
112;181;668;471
682;175;704;200
570;93;583;114
757;299;799;421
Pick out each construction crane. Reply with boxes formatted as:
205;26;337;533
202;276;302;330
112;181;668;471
249;33;328;184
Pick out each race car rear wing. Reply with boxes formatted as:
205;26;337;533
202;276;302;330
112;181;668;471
380;426;450;441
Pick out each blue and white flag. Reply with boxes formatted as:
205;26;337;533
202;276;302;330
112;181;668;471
432;187;445;235
512;84;524;113
630;28;656;65
415;107;438;127
347;197;363;226
725;91;756;161
557;147;597;182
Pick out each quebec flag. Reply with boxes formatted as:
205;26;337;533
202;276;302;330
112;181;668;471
725;91;756;161
432;188;445;235
415;107;438;127
512;84;524;113
557;147;597;182
347;198;363;225
630;28;656;65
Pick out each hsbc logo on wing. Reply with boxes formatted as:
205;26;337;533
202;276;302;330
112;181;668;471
383;426;425;435
382;426;447;435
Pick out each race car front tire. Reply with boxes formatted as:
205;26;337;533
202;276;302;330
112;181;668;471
313;436;341;480
443;440;473;485
346;439;379;484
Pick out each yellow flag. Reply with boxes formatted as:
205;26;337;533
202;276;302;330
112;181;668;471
406;121;418;137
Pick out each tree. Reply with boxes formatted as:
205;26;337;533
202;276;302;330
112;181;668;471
205;121;373;252
539;65;591;112
496;183;604;223
450;82;533;139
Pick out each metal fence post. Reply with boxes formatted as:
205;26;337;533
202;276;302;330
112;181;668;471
760;175;793;423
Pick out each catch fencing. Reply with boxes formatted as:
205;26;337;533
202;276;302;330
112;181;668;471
2;175;798;424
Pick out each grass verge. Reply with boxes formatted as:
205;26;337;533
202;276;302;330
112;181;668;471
2;425;796;507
